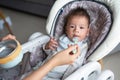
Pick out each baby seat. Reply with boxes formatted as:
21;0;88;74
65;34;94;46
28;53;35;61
19;0;120;80
19;0;120;79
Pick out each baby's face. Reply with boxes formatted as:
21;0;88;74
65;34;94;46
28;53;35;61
65;16;89;41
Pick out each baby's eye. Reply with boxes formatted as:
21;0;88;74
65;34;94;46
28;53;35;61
69;25;75;28
79;26;84;29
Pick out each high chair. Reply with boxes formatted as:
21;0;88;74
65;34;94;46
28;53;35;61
19;0;119;79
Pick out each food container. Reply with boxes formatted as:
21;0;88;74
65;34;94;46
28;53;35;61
0;39;22;69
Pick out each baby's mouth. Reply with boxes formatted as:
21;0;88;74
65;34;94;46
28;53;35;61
73;35;79;37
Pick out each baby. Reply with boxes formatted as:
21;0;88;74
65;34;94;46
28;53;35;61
42;7;90;80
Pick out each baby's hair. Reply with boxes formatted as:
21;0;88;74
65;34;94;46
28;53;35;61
64;7;90;28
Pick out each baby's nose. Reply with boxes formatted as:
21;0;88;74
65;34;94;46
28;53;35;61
74;28;79;33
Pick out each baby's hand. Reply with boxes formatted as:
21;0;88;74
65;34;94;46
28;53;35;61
45;37;58;50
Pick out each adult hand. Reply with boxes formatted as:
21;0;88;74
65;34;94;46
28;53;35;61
51;44;80;67
1;34;16;41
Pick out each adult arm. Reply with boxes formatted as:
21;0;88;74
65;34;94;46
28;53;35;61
23;45;80;80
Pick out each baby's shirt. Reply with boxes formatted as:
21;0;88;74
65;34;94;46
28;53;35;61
43;34;84;55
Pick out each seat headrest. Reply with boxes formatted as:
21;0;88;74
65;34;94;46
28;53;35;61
54;1;112;58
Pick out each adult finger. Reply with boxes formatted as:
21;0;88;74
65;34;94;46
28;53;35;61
65;45;78;53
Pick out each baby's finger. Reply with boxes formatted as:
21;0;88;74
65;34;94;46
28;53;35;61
52;41;58;45
52;44;58;48
49;46;56;50
53;38;58;42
